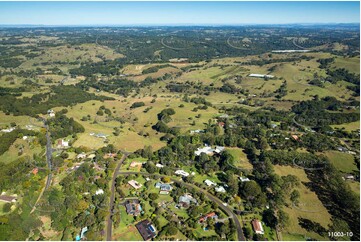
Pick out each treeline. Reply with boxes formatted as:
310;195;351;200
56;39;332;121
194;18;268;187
292;96;359;127
235;55;313;66
142;64;173;74
0;85;113;117
69;60;123;77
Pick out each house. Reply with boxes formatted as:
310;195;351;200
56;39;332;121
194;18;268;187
136;219;157;241
156;163;164;168
344;174;355;180
1;127;15;133
47;109;55;117
239;177;250;182
23;136;28;140
195;146;215;156
214;146;225;153
32;168;39;175
95;189;104;195
252;219;264;234
291;135;299;141
125;199;143;216
77;153;87;159
155;182;172;194
128;180;143;189
199;212;218;223
204;179;217;187
130;161;143;168
178;194;197;208
0;195;17;203
175;170;189;177
218;122;225;127
249;74;274;79
190;129;204;134
215;186;226;193
57;139;69;148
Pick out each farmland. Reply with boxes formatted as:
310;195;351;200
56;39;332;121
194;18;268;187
0;24;359;242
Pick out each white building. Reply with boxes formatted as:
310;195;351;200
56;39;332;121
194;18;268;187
215;186;226;193
95;189;104;195
175;170;189;177
194;145;225;156
239;177;250;182
1;127;15;133
204;179;217;187
272;50;310;53
249;74;274;79
156;163;164;168
77;153;87;159
47;109;55;117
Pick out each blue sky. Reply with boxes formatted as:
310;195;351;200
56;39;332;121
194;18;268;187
0;1;359;25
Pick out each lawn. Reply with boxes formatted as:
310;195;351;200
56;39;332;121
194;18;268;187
331;120;360;132
324;150;358;173
226;147;253;170
273;165;331;240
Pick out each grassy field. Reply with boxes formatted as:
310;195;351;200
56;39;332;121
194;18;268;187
273;165;331;241
331;56;360;74
347;180;360;196
226;147;253;170
0;138;43;164
324;151;358;174
331;120;360;132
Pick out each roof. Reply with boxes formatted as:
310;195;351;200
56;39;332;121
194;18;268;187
249;74;274;78
179;194;197;205
0;195;17;203
199;212;218;222
204;179;217;186
128;180;143;189
215;186;226;193
175;170;189;177
125;199;142;215
135;219;156;241
252;220;264;234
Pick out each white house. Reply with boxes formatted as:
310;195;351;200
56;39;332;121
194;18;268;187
239;177;250;182
175;170;189;177
215;186;226;193
47;109;55;117
156;163;164;168
204;179;217;187
95;189;104;195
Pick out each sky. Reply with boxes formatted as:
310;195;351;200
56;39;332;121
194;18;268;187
0;1;359;26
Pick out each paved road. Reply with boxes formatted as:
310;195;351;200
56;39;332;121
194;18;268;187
117;171;246;241
44;121;53;189
106;154;129;241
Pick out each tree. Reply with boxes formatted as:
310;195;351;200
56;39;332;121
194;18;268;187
149;193;159;200
262;209;278;228
290;190;300;205
277;210;289;230
2;203;11;213
162;176;171;183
